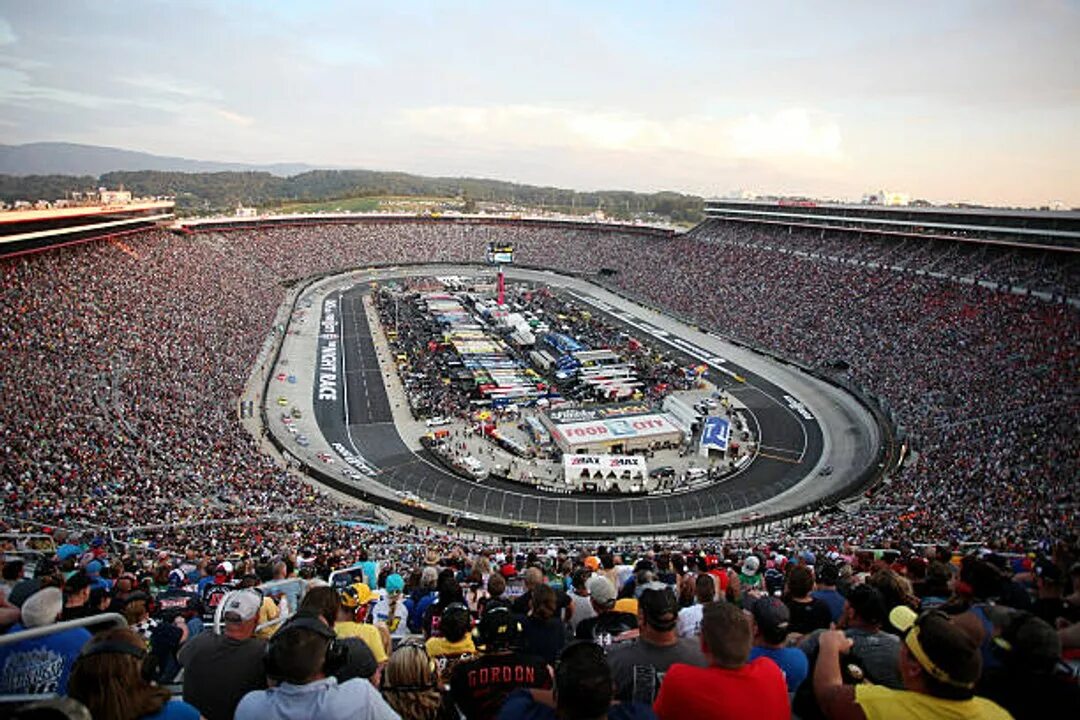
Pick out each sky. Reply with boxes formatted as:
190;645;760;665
0;1;1077;207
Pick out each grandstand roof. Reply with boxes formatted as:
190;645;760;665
704;200;1080;251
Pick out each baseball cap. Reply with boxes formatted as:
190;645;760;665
340;582;373;608
477;606;520;649
585;575;616;608
890;606;981;691
583;556;600;571
216;561;234;576
751;596;790;644
638;583;677;632
385;573;405;594
7;578;42;608
741;555;761;576
22;587;63;628
222;589;262;622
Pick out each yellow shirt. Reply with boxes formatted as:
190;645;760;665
335;621;388;663
425;635;476;659
855;684;1013;720
255;597;280;640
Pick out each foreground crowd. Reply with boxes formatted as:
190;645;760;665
2;536;1079;719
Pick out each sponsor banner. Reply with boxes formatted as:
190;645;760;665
554;413;680;443
700;417;731;452
546;402;654;426
563;453;648;481
317;296;339;402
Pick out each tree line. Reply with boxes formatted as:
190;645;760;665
0;169;705;223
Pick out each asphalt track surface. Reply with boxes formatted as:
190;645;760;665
305;266;880;534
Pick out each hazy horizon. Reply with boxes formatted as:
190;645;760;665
1;1;1077;207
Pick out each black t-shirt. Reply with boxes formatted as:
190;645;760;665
178;632;268;720
574;611;639;648
520;615;567;665
785;597;832;635
449;651;552;720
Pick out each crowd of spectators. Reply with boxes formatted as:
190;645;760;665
1;217;1076;554
2;537;1079;718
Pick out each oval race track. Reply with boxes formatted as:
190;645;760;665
273;265;883;535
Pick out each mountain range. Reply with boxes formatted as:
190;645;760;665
0;142;320;177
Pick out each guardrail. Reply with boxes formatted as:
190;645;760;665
0;612;127;649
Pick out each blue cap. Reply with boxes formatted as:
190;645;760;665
385;573;405;593
85;560;102;575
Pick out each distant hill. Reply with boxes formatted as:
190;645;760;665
0;142;318;177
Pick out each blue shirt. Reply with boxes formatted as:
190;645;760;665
235;677;400;720
0;624;92;696
811;589;846;624
142;699;201;720
750;645;809;694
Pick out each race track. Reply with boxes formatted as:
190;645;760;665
278;265;882;534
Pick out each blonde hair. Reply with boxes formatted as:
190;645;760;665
381;643;444;720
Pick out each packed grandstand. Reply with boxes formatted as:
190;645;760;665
0;210;1078;717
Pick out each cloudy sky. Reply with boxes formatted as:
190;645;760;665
1;1;1077;206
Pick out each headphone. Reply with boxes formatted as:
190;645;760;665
76;638;158;684
265;614;349;681
381;638;439;693
473;606;522;649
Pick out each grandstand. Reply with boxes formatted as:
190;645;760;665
1;211;1078;715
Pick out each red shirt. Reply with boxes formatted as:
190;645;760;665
653;658;788;720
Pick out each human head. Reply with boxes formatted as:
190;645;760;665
476;606;520;651
700;602;751;669
381;641;441;718
638;583;678;634
750;596;790;646
555;642;612;720
890;607;982;700
299;585;339;626
266;616;338;685
487;571;506;599
842;584;887;629
785;565;815;599
585;575;616;612
695;573;716;604
420;566;438;589
523;566;544;591
21;587;63;628
530;584;557;621
221;588;262;636
439;603;472;643
68;628;168;720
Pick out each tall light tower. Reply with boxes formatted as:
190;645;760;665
486;242;514;306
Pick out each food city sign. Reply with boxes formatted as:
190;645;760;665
555;414;678;442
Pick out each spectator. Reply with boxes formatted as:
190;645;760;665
977;607;1080;720
425;602;477;688
373;573;410;638
607;583;706;703
381;639;455;720
812;563;846;624
676;573;714;639
813;607;1010;720
653;602;788;719
567;568;597;634
450;606;552;720
67;628;200;720
749;596;808;696
480;572;512;616
235;614;400;720
0;587;91;695
336;583;389;666
60;572;95;622
785;565;833;636
178;588;268;720
521;584;567;665
299;586;379;683
574;576;637;647
498;641;657;720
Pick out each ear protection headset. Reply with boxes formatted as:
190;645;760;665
76;638;158;683
265;614;349;680
381;638;439;693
